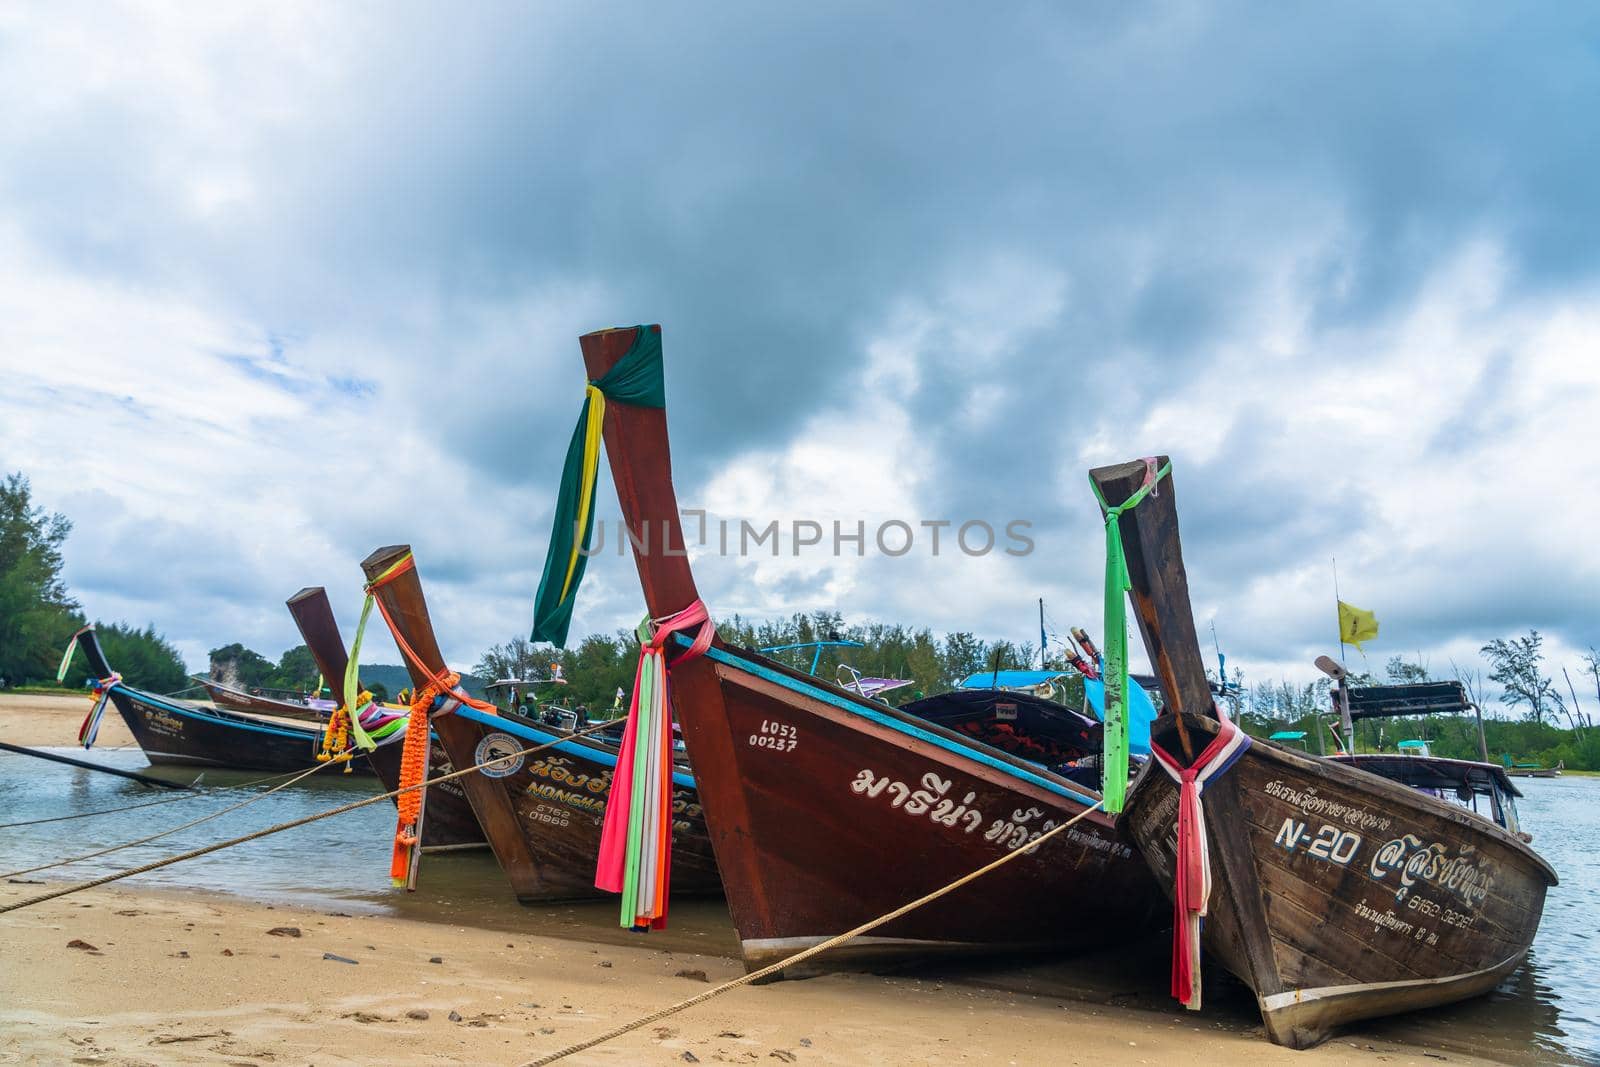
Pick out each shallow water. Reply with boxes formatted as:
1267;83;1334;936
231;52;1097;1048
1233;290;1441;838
0;749;1594;1063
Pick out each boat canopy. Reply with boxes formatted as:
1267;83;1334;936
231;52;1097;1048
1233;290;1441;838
1331;753;1523;798
956;669;1156;756
956;669;1069;690
1347;681;1471;721
900;688;1100;768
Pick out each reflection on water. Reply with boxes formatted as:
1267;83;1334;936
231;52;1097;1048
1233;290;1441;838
0;751;1594;1063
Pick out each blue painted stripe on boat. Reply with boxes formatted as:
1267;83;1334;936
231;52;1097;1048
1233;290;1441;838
115;686;318;742
693;642;1102;809
454;706;696;790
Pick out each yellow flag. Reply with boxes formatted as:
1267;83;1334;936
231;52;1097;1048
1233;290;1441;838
1338;600;1379;650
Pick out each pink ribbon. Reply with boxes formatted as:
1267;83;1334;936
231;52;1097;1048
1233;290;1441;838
594;600;714;927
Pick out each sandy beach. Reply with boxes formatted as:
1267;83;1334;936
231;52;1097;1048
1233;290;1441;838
0;691;138;749
0;694;1513;1064
0;881;1504;1067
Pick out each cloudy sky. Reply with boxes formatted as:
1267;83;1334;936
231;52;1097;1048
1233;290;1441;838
2;3;1597;702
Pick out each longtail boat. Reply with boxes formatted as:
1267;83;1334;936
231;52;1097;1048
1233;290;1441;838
1094;456;1556;1048
554;325;1160;971
196;677;334;722
286;587;486;851
354;546;720;902
59;624;375;776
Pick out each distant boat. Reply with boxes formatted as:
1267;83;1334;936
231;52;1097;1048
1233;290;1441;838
1098;456;1556;1049
66;624;376;777
285;586;485;853
569;325;1161;973
196;677;335;722
1502;755;1564;779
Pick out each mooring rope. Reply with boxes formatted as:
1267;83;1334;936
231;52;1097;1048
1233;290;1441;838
0;765;318;831
0;717;625;915
0;753;352;878
523;799;1106;1067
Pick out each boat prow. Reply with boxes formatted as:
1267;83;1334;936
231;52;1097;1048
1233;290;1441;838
1091;456;1556;1049
1125;712;1555;1048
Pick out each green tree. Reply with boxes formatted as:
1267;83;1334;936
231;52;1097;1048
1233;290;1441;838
1481;630;1564;725
207;642;275;690
474;636;542;687
269;645;320;693
0;472;82;685
93;622;190;693
1385;656;1431;684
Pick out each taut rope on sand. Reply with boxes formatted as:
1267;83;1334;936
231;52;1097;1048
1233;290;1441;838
523;800;1106;1067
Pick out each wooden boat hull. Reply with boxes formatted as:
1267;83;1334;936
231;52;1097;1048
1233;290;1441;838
678;645;1161;972
199;679;329;722
105;685;376;777
1123;714;1556;1049
439;705;720;902
573;325;1163;974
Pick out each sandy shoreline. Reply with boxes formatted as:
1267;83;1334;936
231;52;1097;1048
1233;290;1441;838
0;691;138;749
0;882;1503;1067
0;694;1508;1064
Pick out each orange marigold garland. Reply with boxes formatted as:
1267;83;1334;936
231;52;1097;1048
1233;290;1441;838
390;676;452;887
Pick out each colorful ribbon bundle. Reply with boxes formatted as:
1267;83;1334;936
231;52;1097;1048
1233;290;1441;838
595;601;713;930
1149;710;1251;1009
316;691;408;773
56;625;90;685
1090;457;1172;814
76;673;121;749
531;326;666;647
343;550;497;887
57;625;117;749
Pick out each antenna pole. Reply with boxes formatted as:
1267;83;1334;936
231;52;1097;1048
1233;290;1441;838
1038;598;1047;669
1333;557;1347;665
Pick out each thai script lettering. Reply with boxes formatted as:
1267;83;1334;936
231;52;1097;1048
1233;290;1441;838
1368;834;1493;907
1263;779;1392;832
851;769;984;833
527;755;613;794
1353;899;1416;937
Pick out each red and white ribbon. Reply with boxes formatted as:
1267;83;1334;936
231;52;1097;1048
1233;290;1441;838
1149;708;1251;1010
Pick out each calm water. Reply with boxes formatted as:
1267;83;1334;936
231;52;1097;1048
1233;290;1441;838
0;749;1594;1063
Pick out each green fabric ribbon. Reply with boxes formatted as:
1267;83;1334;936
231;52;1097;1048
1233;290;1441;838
531;327;666;646
1091;458;1172;814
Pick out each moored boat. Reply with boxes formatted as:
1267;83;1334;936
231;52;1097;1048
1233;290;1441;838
196;677;335;722
1095;456;1557;1049
557;325;1162;973
355;546;721;903
62;624;376;776
285;586;486;852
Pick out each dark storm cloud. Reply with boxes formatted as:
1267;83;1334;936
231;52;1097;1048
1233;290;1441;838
5;2;1600;672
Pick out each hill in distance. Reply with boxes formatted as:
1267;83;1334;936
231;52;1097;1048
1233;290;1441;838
355;664;488;701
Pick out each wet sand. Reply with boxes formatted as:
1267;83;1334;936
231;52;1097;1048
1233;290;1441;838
0;882;1501;1067
0;691;137;748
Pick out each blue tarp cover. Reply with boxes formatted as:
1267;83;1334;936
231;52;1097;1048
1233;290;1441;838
957;669;1155;757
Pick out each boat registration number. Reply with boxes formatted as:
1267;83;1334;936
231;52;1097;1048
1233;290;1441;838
748;719;798;752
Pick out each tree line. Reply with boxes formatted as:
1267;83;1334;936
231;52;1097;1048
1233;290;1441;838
0;473;189;692
8;467;1598;769
1231;635;1600;770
